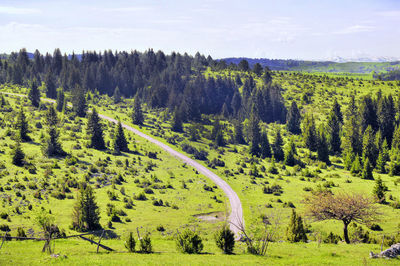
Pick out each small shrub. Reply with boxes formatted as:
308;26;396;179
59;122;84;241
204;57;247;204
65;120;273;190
215;226;235;254
139;233;153;253
176;229;203;254
323;232;341;244
125;232;136;252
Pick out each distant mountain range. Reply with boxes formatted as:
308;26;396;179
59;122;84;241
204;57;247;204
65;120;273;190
221;57;400;73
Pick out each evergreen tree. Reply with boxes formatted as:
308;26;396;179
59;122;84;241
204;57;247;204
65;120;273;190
214;226;235;254
43;127;66;157
12;139;25;166
72;85;86;117
233;119;245;144
171;107;183;132
113;86;121;104
359;95;378;132
113;121;129;154
72;183;101;231
260;130;272;159
248;113;261;156
253;63;263;76
286;101;301;134
273;128;284;161
378;95;395;147
332;98;343;124
42;105;66;157
342;95;361;156
45;105;58;127
87;108;106;150
350;155;361;176
132;96;144;125
16;107;30;142
125;232;136;252
302;114;317;152
361;158;374;180
362;126;378;167
327;101;342;155
344;151;355;170
286;209;307;243
28;79;40;107
56;88;65;112
317;125;330;165
373;176;387;203
284;137;297;166
45;71;57;99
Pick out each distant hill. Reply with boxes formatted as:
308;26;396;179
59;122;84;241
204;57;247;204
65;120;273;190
222;57;400;74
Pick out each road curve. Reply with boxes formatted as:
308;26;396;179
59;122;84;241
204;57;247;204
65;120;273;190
1;92;244;236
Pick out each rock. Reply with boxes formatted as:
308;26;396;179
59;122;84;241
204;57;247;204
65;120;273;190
370;243;400;259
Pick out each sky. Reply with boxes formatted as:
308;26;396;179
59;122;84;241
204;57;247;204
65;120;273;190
0;0;399;60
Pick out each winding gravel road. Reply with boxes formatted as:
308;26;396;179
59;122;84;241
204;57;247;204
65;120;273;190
1;92;244;236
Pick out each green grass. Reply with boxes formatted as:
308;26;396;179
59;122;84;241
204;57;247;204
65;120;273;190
0;238;398;265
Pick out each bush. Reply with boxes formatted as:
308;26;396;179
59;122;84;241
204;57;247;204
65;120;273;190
0;224;10;232
215;226;235;254
125;232;136;252
16;227;26;239
0;212;8;219
323;232;341;244
176;229;204;254
139;233;152;253
134;192;147;201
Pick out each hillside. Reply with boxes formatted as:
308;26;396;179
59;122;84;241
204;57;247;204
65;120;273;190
222;57;400;74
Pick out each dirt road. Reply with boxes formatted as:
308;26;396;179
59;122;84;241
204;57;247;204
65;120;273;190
1;92;244;235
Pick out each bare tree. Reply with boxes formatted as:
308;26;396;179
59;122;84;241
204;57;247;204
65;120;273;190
231;210;282;255
304;191;379;244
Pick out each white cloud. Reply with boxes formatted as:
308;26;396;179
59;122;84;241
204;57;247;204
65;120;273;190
334;25;376;35
0;6;40;15
378;10;400;18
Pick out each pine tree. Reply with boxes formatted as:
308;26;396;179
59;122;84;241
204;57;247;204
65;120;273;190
113;121;128;154
302;114;317;152
12;139;25;166
233;119;245;144
87;108;106;150
56;88;65;112
43;127;66;157
342;95;361;156
350;155;361;176
361;158;374;180
28;79;40;107
362;126;378;167
284;137;297;166
125;232;136;252
273;128;284;161
42;105;66;157
45;105;58;127
45;71;57;99
359;95;378;133
16;107;30;142
72;183;101;231
260;130;272;159
286;209;307;243
332;98;343;124
317;125;330;165
132;96;144;125
327;101;342;155
171;107;183;132
113;86;121;104
373;176;387;203
376;151;386;174
248;113;261;156
286;101;301;134
72;85;86;117
344;151;355;170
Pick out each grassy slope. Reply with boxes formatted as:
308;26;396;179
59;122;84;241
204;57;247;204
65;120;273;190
0;91;226;240
1;71;400;264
